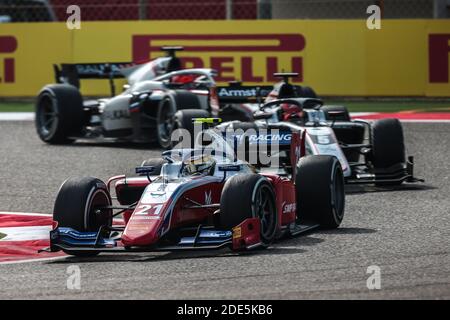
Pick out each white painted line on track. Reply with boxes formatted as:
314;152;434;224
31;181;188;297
0;256;67;265
349;112;378;116
0;112;34;121
0;211;51;216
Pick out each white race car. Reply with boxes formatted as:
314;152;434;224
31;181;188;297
213;97;423;186
35;47;220;148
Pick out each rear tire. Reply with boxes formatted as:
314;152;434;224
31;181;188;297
295;155;345;229
220;174;277;246
53;177;112;257
35;84;84;144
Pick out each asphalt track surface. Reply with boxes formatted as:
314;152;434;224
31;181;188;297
0;121;449;299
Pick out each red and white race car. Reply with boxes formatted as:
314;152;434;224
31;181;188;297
42;127;345;256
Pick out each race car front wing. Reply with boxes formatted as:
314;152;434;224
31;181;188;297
346;156;424;185
40;218;263;254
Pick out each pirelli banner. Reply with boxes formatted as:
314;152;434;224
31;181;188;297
0;20;449;97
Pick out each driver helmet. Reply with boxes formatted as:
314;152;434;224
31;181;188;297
281;102;303;121
171;74;197;84
182;154;216;177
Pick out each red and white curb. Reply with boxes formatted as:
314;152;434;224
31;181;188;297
0;211;65;264
0;211;125;264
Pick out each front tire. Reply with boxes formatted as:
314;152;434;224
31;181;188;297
370;118;406;186
295;155;345;229
35;84;84;144
156;91;203;149
370;118;406;169
53;177;112;257
220;174;277;247
156;97;176;149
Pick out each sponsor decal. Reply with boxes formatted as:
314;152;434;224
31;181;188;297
132;34;304;83
227;130;292;145
132;216;161;220
218;87;258;97
2;21;450;97
202;230;232;238
103;109;130;120
70;63;130;78
247;133;292;144
429;34;450;83
205;190;212;205
124;224;149;235
232;226;242;239
282;202;296;214
0;36;17;83
217;86;273;100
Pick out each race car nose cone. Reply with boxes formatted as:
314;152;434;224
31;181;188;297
121;214;162;246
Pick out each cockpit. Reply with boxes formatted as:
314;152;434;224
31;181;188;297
181;154;216;177
156;128;254;181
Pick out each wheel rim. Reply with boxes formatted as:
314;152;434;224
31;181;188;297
37;95;58;138
253;184;277;241
157;100;174;145
86;189;111;231
332;166;345;220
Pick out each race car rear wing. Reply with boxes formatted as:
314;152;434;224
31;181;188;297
54;62;133;96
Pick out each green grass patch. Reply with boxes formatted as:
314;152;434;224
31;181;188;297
0;102;34;112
